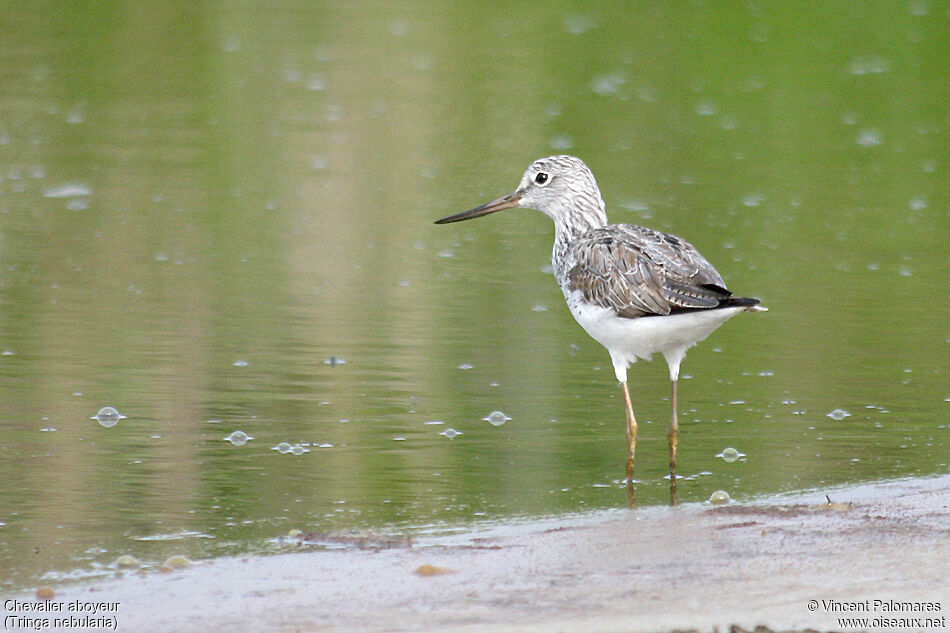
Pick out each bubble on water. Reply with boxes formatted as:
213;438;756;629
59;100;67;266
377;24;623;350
232;360;249;367
306;74;327;91
411;54;433;72
591;72;626;96
289;444;309;455
563;13;597;34
757;370;774;377
483;410;511;427
224;431;253;446
549;134;574;150
43;183;92;198
856;129;883;147
908;196;928;211
708;490;731;505
114;555;141;569
695;99;717;116
716;447;745;462
619;199;650;214
457;363;473;370
848;55;890;75
720;115;738;130
91;406;126;428
531;304;548;312
424;420;444;426
66;198;88;211
161;555;194;570
440;428;462;439
272;442;293;454
387;18;410;37
324;356;346;367
827;408;851;421
742;193;764;207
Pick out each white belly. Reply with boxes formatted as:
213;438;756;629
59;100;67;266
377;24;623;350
565;290;745;383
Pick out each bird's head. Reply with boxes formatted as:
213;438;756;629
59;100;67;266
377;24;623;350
435;155;607;233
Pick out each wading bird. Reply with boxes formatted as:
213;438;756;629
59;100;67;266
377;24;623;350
435;155;765;501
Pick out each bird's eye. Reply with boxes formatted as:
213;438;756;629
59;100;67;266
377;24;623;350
534;172;550;185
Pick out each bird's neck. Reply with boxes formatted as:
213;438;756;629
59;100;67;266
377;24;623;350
551;201;608;277
551;198;608;241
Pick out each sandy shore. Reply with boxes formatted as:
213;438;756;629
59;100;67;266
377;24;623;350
11;475;950;633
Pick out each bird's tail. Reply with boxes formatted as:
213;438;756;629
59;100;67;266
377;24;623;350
727;296;768;312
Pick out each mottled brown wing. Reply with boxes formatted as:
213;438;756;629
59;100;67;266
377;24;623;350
566;225;730;318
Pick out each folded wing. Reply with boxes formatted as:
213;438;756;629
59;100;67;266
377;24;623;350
566;225;734;318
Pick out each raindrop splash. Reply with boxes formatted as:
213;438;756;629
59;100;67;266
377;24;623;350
708;490;731;505
716;447;745;463
482;411;511;427
224;431;254;446
44;183;92;198
856;129;883;147
114;555;141;569
91;406;126;428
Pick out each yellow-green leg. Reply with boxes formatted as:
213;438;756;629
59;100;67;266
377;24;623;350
621;381;638;481
668;378;680;505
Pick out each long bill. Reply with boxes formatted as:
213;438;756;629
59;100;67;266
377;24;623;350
434;192;522;224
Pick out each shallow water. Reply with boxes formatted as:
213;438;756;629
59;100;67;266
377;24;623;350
1;2;948;589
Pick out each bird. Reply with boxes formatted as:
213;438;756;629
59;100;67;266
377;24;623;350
435;155;765;496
